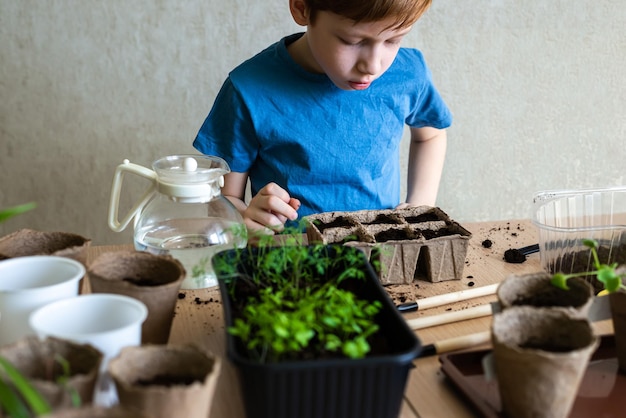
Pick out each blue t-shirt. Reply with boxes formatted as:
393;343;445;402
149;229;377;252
194;33;452;217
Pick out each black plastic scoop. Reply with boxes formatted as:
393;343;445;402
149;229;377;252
503;243;539;264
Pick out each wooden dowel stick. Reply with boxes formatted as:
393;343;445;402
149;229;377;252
418;331;491;358
407;304;494;330
416;284;498;310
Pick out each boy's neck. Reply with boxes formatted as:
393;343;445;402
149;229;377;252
287;33;324;74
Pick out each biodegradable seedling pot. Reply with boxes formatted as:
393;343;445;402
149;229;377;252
491;306;598;418
108;344;221;418
214;244;422;418
0;336;102;410
0;228;91;265
497;272;594;316
305;206;471;284
88;251;185;344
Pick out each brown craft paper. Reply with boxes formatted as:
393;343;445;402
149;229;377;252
0;337;102;410
497;272;594;316
108;344;221;418
87;251;185;344
492;306;598;418
0;228;91;264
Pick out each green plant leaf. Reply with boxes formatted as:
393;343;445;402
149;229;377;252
0;356;52;415
581;238;599;249
294;329;314;347
550;273;570;290
0;203;36;223
597;266;622;293
54;354;81;408
551;238;626;294
0;378;30;418
224;232;383;362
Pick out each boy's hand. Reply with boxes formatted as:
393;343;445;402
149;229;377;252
395;203;413;210
244;183;300;234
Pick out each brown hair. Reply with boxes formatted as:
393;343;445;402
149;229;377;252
305;0;432;29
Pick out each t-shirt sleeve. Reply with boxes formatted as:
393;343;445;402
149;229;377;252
403;50;452;130
193;77;258;173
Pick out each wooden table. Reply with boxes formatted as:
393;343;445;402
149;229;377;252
86;219;612;418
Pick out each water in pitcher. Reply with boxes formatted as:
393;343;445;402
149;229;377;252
134;218;244;289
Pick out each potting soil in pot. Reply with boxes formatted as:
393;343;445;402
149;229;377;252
547;242;626;293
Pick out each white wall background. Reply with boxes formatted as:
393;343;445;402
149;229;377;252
1;0;625;245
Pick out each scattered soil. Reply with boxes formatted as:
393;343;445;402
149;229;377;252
194;297;217;305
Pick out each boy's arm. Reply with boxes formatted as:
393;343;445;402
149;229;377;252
222;172;300;233
399;126;447;208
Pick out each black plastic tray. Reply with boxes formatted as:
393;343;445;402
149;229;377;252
216;245;422;418
440;334;624;417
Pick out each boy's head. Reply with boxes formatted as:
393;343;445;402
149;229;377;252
288;0;431;91
303;0;432;29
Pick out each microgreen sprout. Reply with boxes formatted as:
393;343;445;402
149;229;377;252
551;238;626;293
53;354;81;408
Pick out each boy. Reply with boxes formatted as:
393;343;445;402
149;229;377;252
194;0;451;234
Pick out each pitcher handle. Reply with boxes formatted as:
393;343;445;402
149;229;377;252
108;159;157;232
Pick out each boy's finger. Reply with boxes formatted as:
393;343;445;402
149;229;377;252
259;182;291;202
288;198;301;211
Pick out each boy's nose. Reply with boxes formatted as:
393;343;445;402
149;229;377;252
357;49;382;75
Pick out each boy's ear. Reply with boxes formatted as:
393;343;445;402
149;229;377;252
289;0;309;26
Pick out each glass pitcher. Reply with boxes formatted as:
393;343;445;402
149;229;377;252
108;154;247;289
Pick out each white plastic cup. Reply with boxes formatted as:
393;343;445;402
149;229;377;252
29;293;148;406
0;255;85;346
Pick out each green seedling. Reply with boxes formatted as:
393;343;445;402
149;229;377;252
0;356;52;418
0;203;36;223
0;352;83;417
53;354;81;408
214;223;383;363
551;238;626;293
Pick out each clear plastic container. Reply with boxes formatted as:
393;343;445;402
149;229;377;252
532;187;626;279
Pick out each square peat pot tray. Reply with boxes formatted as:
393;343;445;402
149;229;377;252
306;206;471;285
439;334;623;417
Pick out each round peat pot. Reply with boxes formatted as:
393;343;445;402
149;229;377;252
497;272;594;317
88;250;185;344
